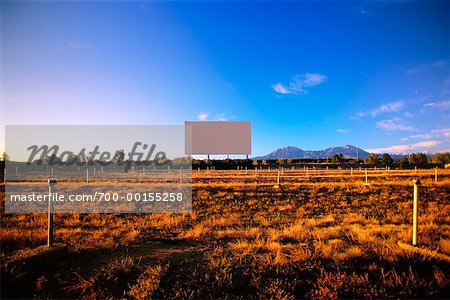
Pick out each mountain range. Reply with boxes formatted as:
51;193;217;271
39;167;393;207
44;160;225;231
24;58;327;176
253;145;371;160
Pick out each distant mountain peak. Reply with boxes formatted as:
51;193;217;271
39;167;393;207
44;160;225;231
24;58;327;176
253;145;370;160
280;145;300;150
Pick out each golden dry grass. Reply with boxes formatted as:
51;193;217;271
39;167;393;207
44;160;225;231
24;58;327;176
1;169;450;298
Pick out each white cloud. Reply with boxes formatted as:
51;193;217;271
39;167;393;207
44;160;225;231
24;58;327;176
423;100;450;110
197;112;209;121
372;101;405;116
273;83;291;95
410;133;433;140
409;140;440;147
300;73;327;87
376;117;414;131
433;128;450;138
197;112;236;121
354;111;367;118
411;128;450;140
403;111;413;118
215;113;228;121
432;60;448;68
356;101;405;118
367;140;441;153
406;60;447;75
66;40;93;49
273;73;327;95
336;129;349;133
141;2;156;13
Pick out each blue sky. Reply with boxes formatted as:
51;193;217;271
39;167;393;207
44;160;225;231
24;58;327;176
1;1;449;157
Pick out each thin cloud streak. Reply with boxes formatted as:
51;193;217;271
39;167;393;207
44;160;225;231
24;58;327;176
410;134;433;140
336;129;349;133
273;73;327;95
367;140;441;154
197;112;235;121
197;112;209;121
355;100;405;118
423;100;450;110
405;60;448;75
66;39;93;49
215;113;228;121
411;128;450;140
376;117;414;131
273;83;290;95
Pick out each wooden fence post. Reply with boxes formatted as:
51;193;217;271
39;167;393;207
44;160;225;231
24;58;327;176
47;179;56;247
412;179;421;246
435;167;438;183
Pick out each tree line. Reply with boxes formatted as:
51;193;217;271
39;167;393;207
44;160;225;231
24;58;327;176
1;151;450;173
188;152;449;170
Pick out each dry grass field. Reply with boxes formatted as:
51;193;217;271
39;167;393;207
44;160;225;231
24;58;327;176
1;168;450;299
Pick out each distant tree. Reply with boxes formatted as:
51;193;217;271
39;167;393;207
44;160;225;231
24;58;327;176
381;153;394;165
261;159;268;166
277;158;285;165
348;159;359;165
76;153;87;165
286;158;293;165
252;160;259;166
410;153;428;165
66;153;78;165
364;153;379;165
331;153;344;164
114;149;125;164
154;153;169;165
1;152;8;161
48;153;60;165
172;156;192;165
399;157;409;169
86;154;95;166
431;153;450;164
